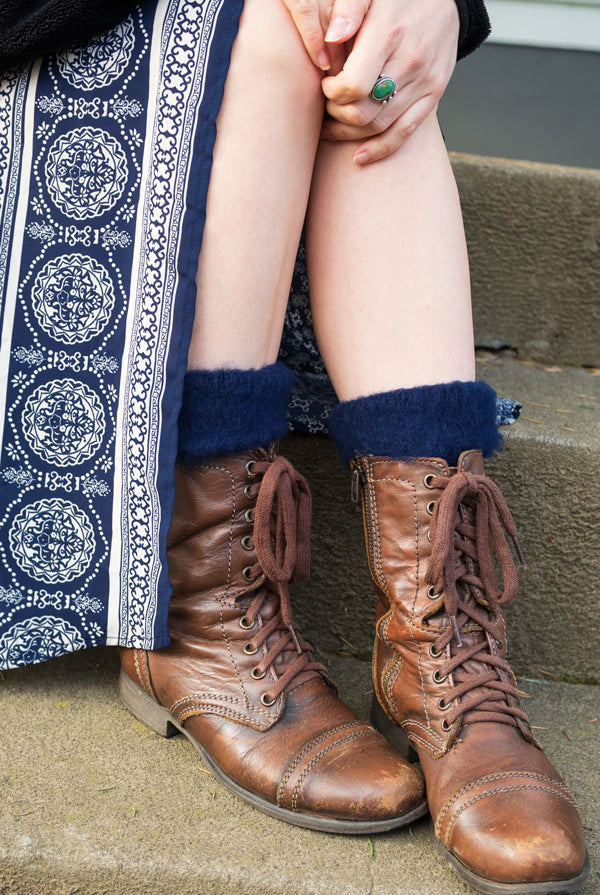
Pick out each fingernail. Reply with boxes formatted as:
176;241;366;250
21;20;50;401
318;50;330;71
326;15;350;42
353;150;368;165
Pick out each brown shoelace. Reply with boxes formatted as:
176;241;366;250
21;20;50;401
240;455;330;704
425;471;530;729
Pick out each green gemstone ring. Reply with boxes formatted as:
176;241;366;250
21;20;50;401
369;75;397;105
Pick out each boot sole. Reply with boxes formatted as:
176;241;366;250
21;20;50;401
436;841;591;895
119;670;429;835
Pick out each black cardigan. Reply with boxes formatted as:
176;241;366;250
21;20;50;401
0;0;490;71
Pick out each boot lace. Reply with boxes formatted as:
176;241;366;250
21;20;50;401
239;455;330;705
425;471;530;730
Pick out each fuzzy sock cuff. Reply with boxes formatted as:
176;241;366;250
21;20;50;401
329;380;502;466
178;363;294;463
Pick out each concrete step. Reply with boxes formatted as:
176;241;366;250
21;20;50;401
0;648;598;895
284;355;600;680
451;152;600;367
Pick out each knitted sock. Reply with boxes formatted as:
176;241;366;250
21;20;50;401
328;380;502;466
178;363;294;463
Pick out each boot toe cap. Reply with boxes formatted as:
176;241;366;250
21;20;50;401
277;726;425;824
440;783;587;886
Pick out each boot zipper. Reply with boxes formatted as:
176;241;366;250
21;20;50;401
351;466;366;503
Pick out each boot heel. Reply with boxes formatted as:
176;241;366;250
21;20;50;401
370;693;418;762
119;669;180;738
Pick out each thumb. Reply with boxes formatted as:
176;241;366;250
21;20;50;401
325;0;369;44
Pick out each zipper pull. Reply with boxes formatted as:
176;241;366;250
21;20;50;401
351;467;364;503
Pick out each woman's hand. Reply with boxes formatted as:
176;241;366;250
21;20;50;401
279;0;369;73
321;0;460;164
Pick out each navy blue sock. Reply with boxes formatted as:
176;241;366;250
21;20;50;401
178;363;294;463
328;380;502;466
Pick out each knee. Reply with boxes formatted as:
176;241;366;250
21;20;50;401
233;0;324;106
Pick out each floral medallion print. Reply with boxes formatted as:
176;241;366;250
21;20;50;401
31;254;116;344
9;499;96;584
45;127;128;220
0;616;86;667
0;0;246;669
57;16;136;91
22;379;106;466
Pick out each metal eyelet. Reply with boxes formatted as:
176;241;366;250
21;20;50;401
260;692;276;707
496;639;503;649
251;667;266;680
244;508;254;523
242;565;258;582
245;460;257;477
429;644;442;659
433;669;447;684
424;474;435;489
441;719;451;732
241;535;254;551
243;643;258;655
427;531;432;543
427;585;441;600
426;501;436;516
438;697;450;711
239;616;254;630
243;484;256;500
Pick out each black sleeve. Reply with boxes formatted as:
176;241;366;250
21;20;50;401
0;0;139;70
453;0;491;60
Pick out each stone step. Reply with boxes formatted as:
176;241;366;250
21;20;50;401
284;356;600;681
0;648;597;895
451;152;600;367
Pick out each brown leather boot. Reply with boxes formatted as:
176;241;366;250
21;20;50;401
120;447;426;833
352;450;589;891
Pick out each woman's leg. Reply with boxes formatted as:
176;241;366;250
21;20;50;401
305;112;474;399
187;0;323;371
121;0;427;834
305;115;587;893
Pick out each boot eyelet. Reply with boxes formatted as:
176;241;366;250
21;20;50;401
433;669;447;684
241;535;254;551
242;565;258;582
239;616;254;630
424;474;435;489
427;585;441;600
427;531;432;543
426;501;436;516
441;719;451;732
260;692;276;707
245;460;257;477
251;667;266;680
429;644;443;659
438;697;450;711
243;643;258;656
243;483;256;500
244;509;254;523
496;639;503;649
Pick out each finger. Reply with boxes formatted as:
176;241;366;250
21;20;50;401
322;8;399;103
281;0;330;71
320;117;380;142
324;0;370;44
325;78;417;129
352;95;439;164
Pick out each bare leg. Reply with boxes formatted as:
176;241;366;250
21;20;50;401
305;113;475;401
187;0;324;371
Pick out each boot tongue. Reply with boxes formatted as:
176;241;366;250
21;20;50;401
456;449;485;475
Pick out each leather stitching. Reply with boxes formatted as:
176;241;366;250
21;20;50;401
276;721;367;805
435;770;573;837
442;784;582;847
289;728;375;812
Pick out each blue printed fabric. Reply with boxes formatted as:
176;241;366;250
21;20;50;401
0;0;244;669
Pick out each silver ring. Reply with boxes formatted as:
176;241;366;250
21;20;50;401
369;75;397;105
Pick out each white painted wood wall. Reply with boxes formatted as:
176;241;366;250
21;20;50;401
487;0;600;51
